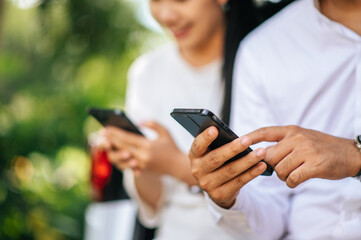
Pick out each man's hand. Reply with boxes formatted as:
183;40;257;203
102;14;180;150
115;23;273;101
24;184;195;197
247;125;361;188
188;126;267;209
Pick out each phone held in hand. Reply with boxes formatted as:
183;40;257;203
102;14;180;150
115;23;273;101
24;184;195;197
87;107;156;237
170;108;273;176
87;107;143;202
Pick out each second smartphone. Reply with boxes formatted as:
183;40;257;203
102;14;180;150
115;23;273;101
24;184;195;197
170;108;273;176
87;107;143;136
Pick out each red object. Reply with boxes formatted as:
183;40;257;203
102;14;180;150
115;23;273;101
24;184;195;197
91;149;112;200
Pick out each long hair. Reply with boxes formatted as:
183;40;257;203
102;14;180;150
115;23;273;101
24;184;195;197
221;0;294;125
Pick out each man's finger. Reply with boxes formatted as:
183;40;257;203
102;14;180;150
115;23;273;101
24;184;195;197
201;148;266;190
189;127;218;159
231;162;267;190
246;126;295;145
210;162;267;207
274;152;303;182
198;136;253;172
264;140;294;167
285;163;313;188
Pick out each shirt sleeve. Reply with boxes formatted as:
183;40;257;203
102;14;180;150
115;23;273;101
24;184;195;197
203;193;256;239
204;175;289;240
122;55;176;228
122;169;166;228
125;55;154;122
205;42;291;240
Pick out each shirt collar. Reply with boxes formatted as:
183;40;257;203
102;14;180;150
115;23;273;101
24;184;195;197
311;0;361;42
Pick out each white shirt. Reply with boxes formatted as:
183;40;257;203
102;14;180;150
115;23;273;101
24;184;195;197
123;44;255;239
84;200;138;240
207;0;361;239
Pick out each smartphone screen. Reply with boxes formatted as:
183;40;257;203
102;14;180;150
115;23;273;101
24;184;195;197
170;108;273;176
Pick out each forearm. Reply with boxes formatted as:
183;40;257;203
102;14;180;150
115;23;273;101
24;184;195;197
167;152;198;186
134;171;163;210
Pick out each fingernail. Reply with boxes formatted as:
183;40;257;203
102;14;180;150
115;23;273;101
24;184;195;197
240;136;250;146
208;128;216;137
258;163;266;171
256;149;264;157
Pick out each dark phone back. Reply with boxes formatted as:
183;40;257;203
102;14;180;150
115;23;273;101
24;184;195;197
87;107;143;136
171;108;273;176
171;108;251;156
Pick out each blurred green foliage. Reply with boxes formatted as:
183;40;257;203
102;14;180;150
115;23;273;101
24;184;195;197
0;0;153;239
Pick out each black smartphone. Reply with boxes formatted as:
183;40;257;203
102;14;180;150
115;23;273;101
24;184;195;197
87;107;143;136
170;108;273;176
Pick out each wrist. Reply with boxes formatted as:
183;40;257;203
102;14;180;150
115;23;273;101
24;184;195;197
168;152;197;185
133;169;162;210
355;161;361;179
353;135;361;178
134;168;160;180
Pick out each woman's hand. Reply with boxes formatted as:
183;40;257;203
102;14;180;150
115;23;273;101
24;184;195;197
101;121;197;184
97;128;138;172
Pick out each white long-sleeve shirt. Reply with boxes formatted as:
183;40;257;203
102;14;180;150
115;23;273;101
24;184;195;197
207;0;361;239
123;43;299;239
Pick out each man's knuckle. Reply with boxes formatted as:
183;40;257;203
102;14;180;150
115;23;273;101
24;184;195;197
227;165;237;176
250;166;261;178
257;128;267;139
291;131;303;143
246;153;259;166
288;125;299;132
191;166;200;177
207;152;219;165
231;144;240;155
287;173;300;188
199;178;211;191
275;165;287;181
236;176;247;187
192;140;203;154
188;149;195;159
210;190;224;203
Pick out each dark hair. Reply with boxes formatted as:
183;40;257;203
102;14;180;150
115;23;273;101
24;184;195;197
221;0;294;125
